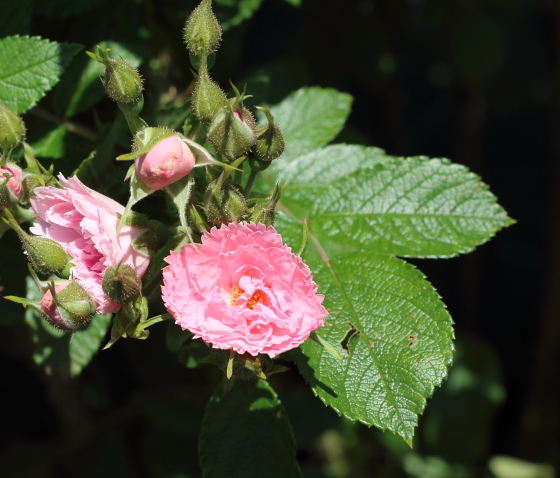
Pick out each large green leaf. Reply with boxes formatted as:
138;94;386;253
24;276;111;377
276;146;513;258
258;87;353;191
312;155;514;257
199;379;303;478
0;36;82;113
279;144;387;218
293;252;455;444
54;40;146;118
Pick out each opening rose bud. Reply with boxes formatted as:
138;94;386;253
41;281;96;331
0;162;23;208
135;135;196;190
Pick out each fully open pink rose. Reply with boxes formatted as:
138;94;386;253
135;135;196;190
161;222;328;357
30;175;151;314
1;163;23;200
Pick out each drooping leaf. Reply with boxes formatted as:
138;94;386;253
293;252;455;444
54;40;146;118
258;87;353;190
23;276;111;378
199;379;304;478
0;36;82;113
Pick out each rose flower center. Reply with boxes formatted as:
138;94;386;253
229;286;267;310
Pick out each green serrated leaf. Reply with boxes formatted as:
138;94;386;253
257;87;353;191
279;144;387;218
294;252;455;444
311;155;514;258
0;36;82;113
54;40;146;118
70;312;112;377
199;379;304;478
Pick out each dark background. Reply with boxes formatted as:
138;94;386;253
0;0;557;476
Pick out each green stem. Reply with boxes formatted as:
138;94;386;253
118;97;148;135
135;313;173;332
244;169;258;197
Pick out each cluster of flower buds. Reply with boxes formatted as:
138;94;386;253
182;0;286;229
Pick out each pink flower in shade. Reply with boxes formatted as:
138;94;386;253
135;135;196;190
1;163;23;200
161;222;328;357
29;175;152;314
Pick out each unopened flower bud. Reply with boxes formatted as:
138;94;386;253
2;210;68;274
0;104;25;152
91;49;143;104
192;61;227;124
254;106;285;162
21;173;43;204
184;0;222;55
42;281;96;330
135;133;196;190
207;101;257;161
203;178;248;226
248;183;282;227
0;162;23;208
102;264;140;305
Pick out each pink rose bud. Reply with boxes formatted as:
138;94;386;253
41;281;96;331
41;283;69;329
0;162;23;208
135;135;196;190
162;222;328;358
30;175;153;315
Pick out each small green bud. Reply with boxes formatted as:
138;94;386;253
207;104;257;161
184;0;222;55
248;183;282;226
0;104;26;152
2;210;68;274
188;204;209;233
203;178;248;226
192;60;227;124
21;173;43;204
94;49;143;104
46;280;96;330
124;211;169;254
102;264;140;305
253;106;285;161
207;82;257;160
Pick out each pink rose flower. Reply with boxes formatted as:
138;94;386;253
135;135;196;190
1;163;23;201
161;222;328;357
30;175;151;314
